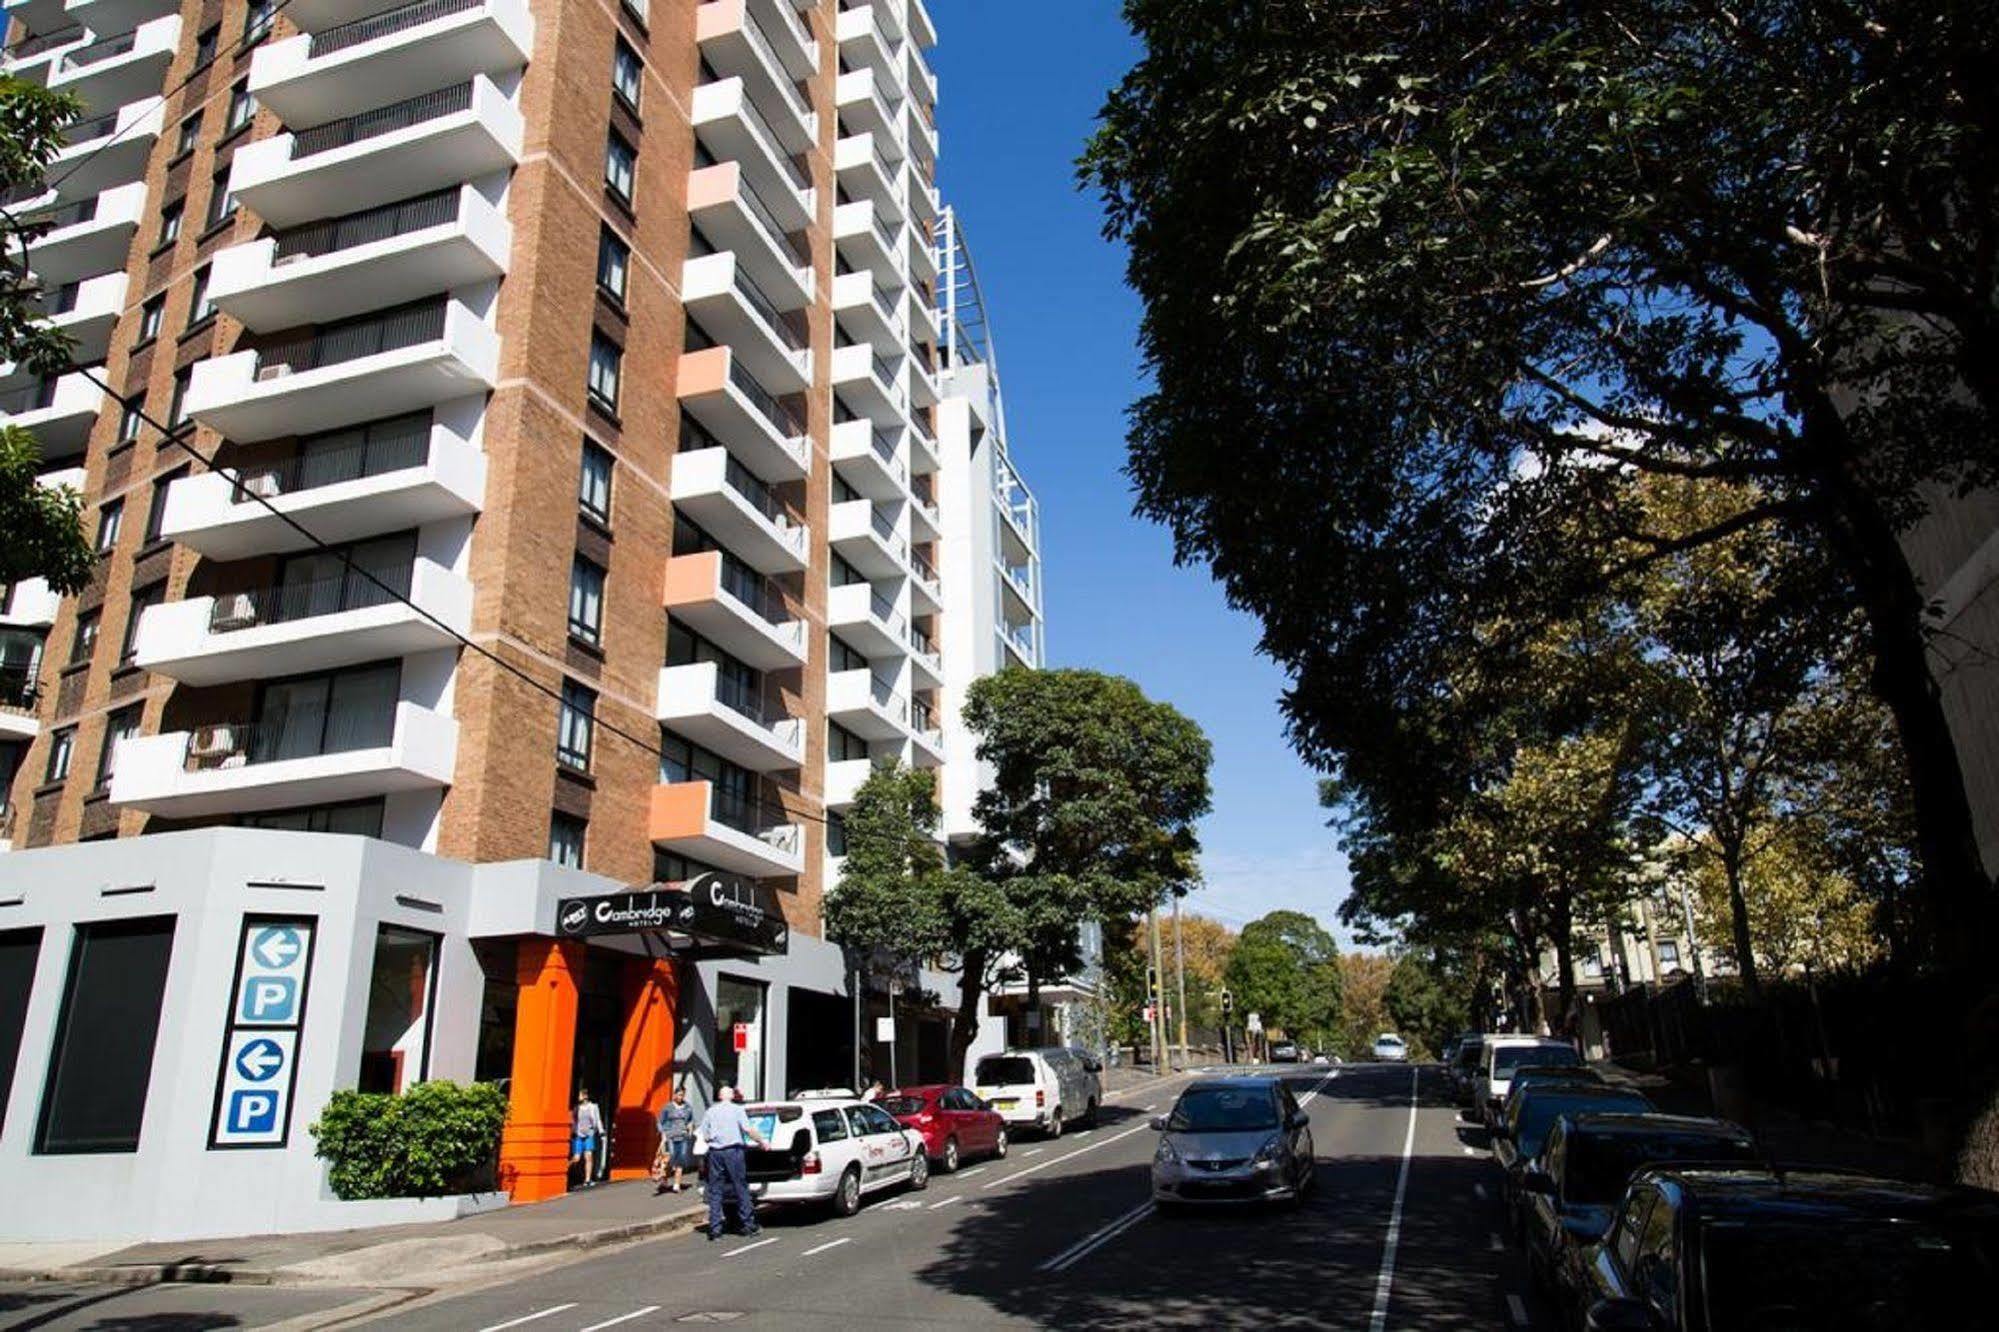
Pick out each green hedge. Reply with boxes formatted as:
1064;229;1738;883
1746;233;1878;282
309;1080;510;1201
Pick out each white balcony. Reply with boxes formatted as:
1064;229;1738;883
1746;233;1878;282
692;78;812;230
906;625;942;685
35;270;127;368
676;344;809;483
829;498;906;580
909;283;940;342
909;0;936;49
283;0;416;29
669;446;807;575
20;180;145;285
833;200;899;279
654;662;803;774
696;0;815;152
132;558;472;687
686;162;811;310
827;667;910;741
208;184;510;332
229;74;524;229
908;174;939;226
250;0;534;129
2;28;87;87
835;2;896;83
832;270;900;352
0;370;103;460
823;756;871;811
747;0;816;77
908;548;942;610
663;550;807;671
161;423;485;559
47;99;161;200
830;341;903;424
835;132;898;209
62;0;176;37
0;576;60;629
110;700;458;818
7;0;69;35
829;418;905;499
47;14;179;113
909;350;939;408
908;419;940;474
649;779;803;879
186;298;499;442
909;215;939;283
0;705;38;744
682;250;809;392
836;69;902;150
824;580;909;661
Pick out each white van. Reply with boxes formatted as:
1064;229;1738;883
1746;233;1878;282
972;1047;1103;1138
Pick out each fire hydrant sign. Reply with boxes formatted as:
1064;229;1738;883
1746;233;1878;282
210;917;316;1149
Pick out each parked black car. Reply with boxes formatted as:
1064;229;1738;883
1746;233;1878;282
1451;1036;1487;1105
1518;1113;1759;1307
1570;1166;1999;1331
1495;1084;1655;1222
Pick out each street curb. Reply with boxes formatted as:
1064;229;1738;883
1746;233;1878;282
0;1203;710;1291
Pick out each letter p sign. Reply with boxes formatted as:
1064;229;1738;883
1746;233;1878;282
229;1090;280;1135
238;975;298;1024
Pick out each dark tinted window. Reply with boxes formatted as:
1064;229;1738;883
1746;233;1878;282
975;1056;1035;1086
879;1096;927;1118
36;917;176;1154
1495;1043;1582;1075
1564;1130;1759;1204
1700;1216;1999;1331
1169;1086;1280;1133
1514;1092;1653;1161
812;1109;848;1142
0;929;42;1134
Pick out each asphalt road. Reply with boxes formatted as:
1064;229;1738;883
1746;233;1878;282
360;1063;1557;1330
0;1278;371;1330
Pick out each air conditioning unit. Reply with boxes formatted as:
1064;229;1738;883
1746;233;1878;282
237;470;281;498
273;252;310;268
256;363;292;381
189;725;237;759
211;593;259;631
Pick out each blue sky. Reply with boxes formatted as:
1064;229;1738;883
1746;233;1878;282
928;3;1355;943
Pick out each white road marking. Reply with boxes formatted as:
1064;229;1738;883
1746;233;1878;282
1463;1146;1478;1156
1366;1067;1421;1332
928;1194;961;1209
982;1121;1156;1190
1141;1104;1157;1112
722;1237;778;1258
578;1308;659;1332
955;1167;987;1180
1475;1183;1489;1201
1038;1200;1156;1273
1020;1147;1045;1157
801;1238;850;1257
1489;1232;1505;1252
476;1307;576;1332
1508;1293;1530;1326
877;1199;924;1211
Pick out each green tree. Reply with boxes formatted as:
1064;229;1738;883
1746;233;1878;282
1083;0;1998;969
1;74;94;597
1686;819;1885;979
963;668;1213;1034
1384;952;1467;1061
1224;909;1342;1047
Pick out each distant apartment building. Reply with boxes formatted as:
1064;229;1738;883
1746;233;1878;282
0;0;1035;1242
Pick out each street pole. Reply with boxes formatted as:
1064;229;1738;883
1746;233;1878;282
1172;894;1189;1067
1148;909;1167;1070
1679;879;1709;1005
888;982;898;1088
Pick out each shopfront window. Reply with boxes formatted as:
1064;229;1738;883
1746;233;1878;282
36;917;176;1154
715;976;766;1102
358;926;438;1094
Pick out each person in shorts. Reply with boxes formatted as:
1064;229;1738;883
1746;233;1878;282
655;1086;696;1194
571;1088;604;1187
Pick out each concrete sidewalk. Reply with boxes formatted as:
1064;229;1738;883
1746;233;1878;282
0;1180;708;1290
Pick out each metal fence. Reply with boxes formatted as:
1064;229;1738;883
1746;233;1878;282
256;300;447;375
309;0;481;59
292;81;473;159
185;708;396;770
272;188;458;261
231;421;430;499
60;31;136;71
208;561;413;633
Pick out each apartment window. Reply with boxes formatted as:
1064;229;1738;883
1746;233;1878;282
204;168;236;228
44;726;74;783
144;467;185;544
69;611;99;666
186;266;213;327
157;201;182;249
587;332;622;414
1657;941;1681;969
117;395;145;443
95;706;140;789
240;799;384;836
548;812;586;869
135;296;164;345
174;112;202;157
244;0;277;44
94;500;123;553
828;634;867;674
225;80;255;135
612;38;643;113
622;0;649;24
557;680;595;772
568;557;606;646
0;928;42;1138
827;812;847;857
34;917;175;1154
828;720;869;763
596;227;629;303
579;441;613;526
604;130;636;204
168;369;190;426
195;24;219;65
121;583;163;664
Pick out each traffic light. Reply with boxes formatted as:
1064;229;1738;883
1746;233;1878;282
1146;965;1160;996
1220;987;1234;1015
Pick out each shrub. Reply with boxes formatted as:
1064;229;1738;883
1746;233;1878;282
310;1080;510;1201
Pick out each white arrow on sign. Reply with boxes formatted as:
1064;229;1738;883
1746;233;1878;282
251;926;302;971
236;1038;285;1081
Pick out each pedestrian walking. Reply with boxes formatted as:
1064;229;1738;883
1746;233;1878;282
654;1086;696;1195
861;1079;885;1103
698;1085;767;1240
571;1088;605;1188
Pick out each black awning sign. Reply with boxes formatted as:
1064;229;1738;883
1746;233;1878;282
555;872;788;955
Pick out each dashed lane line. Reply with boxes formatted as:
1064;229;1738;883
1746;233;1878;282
955;1167;987;1179
928;1194;962;1209
476;1307;576;1332
721;1237;779;1259
1365;1067;1421;1332
578;1308;660;1332
801;1238;851;1257
1019;1147;1045;1157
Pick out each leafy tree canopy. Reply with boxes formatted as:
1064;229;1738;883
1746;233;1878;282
1224;909;1343;1045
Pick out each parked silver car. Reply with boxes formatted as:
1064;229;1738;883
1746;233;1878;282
1150;1076;1316;1208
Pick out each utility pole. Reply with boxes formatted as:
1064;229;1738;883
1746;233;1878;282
1172;894;1189;1067
1148;908;1167;1071
1679;878;1709;1005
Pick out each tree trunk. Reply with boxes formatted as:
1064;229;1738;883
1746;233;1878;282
947;951;988;1084
1721;842;1763;1000
1551;891;1577;1037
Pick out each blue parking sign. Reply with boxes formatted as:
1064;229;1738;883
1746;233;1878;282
237;975;298;1024
228;1089;281;1136
212;918;314;1149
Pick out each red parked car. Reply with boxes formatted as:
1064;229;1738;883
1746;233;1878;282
882;1085;1009;1173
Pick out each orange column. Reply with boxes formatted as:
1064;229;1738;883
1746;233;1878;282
611;956;680;1179
499;940;585;1204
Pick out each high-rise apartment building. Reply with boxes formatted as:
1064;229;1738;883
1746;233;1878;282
0;0;1034;1242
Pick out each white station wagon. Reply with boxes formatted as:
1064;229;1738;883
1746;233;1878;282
694;1094;930;1216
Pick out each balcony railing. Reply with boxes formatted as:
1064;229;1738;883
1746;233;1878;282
908;622;935;659
709;784;794;843
872;349;899;389
270;187;458;261
868;589;905;636
64;111;119;147
722;452;789;527
184;708;396;770
734;170;798;258
60;31;137;71
0;380;57;414
309;0;481;58
867;506;907;559
741;10;809;121
228;419;431;499
870;207;899;252
207;561;413;633
735;266;804;352
36;197;98;231
735;88;810;191
910;547;939;586
869;427;898;465
721;551;790;627
255;300;447;376
292;81;473;159
11;30;77;59
46;282;79;315
714;671;777;729
727;356;804;437
911;696;935;732
870;282;899;320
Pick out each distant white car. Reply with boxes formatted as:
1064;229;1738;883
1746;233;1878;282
1372;1033;1408;1062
